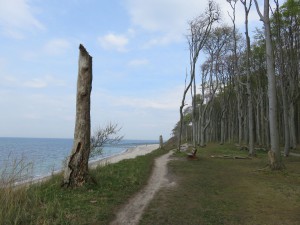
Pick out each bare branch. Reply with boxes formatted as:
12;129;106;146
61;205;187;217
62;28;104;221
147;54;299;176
253;0;265;22
90;123;123;158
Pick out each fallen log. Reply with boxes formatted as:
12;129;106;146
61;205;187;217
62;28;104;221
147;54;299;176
210;155;252;160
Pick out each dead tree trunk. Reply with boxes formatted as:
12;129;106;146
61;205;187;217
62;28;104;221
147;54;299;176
62;44;93;188
159;135;164;149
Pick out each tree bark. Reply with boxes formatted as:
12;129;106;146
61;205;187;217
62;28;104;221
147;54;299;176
159;135;164;149
254;0;284;169
62;44;93;187
241;0;255;156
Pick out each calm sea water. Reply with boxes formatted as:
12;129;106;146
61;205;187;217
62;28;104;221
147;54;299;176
0;137;158;181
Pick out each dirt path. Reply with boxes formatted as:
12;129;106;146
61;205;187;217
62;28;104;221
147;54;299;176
110;151;174;225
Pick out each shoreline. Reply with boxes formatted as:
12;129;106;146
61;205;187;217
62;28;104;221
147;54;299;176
89;144;159;169
14;144;159;187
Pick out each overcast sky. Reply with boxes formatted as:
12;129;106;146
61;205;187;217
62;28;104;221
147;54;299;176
0;0;279;140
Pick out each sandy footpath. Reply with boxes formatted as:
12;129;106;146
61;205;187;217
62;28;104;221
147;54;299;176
89;144;160;169
110;150;174;225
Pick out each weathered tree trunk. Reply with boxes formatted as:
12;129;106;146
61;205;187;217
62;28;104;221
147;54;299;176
62;44;93;187
159;135;164;149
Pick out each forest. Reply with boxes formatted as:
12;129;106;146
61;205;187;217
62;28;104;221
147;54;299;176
174;0;300;170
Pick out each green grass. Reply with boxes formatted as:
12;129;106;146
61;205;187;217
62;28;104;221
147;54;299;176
2;143;299;225
0;147;167;225
140;143;300;225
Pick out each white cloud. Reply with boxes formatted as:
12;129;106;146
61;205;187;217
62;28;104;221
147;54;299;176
124;0;205;45
91;85;185;139
98;33;129;52
128;59;149;67
43;39;72;55
0;0;44;38
0;74;65;89
123;0;270;46
101;85;184;111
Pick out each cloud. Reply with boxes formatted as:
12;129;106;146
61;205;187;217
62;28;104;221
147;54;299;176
0;0;44;38
128;59;149;67
43;39;72;55
91;85;185;139
98;33;129;52
99;85;184;111
123;0;268;46
0;74;65;89
124;0;205;45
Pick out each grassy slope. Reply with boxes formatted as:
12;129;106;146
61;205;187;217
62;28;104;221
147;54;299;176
140;144;300;225
0;147;167;225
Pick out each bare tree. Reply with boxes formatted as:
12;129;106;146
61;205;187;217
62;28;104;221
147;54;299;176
90;123;123;158
178;0;220;150
254;0;284;169
62;44;93;187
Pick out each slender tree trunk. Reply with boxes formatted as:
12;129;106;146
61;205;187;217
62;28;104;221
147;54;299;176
265;14;283;169
63;44;93;187
238;93;243;145
260;96;265;146
192;74;197;147
220;113;225;145
254;0;284;169
289;103;297;150
178;68;195;150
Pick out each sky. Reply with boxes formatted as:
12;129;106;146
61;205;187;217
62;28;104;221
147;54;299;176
0;0;280;140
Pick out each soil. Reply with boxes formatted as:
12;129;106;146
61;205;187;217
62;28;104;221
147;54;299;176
110;151;174;225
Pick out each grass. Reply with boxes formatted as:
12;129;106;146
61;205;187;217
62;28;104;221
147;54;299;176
2;142;299;225
140;143;300;225
0;147;167;225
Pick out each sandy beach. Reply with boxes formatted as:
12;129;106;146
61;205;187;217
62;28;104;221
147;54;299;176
14;144;159;187
89;144;160;169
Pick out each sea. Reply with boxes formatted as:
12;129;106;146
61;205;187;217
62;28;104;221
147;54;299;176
0;137;158;182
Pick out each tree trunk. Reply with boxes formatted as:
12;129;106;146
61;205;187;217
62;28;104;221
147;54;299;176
254;0;284;169
281;76;290;156
159;135;164;149
62;44;93;187
241;0;255;156
238;94;243;145
289;103;297;150
265;10;283;169
256;102;261;146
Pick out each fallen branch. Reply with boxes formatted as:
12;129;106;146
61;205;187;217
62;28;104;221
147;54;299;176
210;155;252;160
187;148;198;159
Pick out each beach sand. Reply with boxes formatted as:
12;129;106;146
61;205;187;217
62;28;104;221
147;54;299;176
16;144;159;187
89;144;160;169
